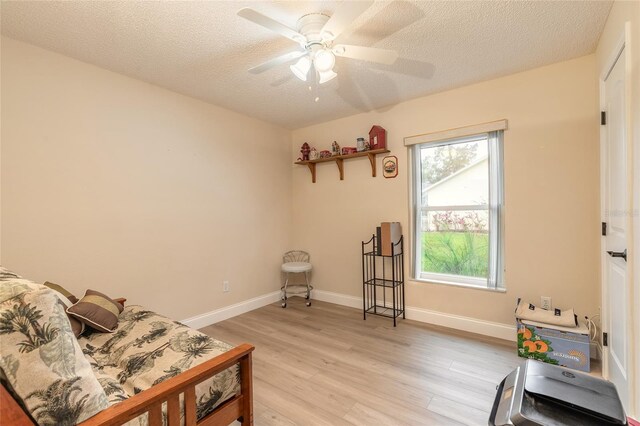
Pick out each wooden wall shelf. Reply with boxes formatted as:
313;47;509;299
295;149;390;183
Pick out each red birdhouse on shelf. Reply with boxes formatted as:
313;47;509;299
369;125;386;150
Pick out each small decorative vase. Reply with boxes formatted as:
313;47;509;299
357;137;366;152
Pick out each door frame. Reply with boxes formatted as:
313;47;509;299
599;22;636;417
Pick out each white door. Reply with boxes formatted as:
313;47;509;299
602;48;630;413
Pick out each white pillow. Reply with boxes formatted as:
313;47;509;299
515;299;577;328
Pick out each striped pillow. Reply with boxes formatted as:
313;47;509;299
67;289;124;332
47;286;86;338
44;281;79;304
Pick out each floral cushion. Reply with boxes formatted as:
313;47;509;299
90;366;130;406
0;268;110;425
79;305;240;422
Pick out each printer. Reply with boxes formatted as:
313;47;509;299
489;360;627;426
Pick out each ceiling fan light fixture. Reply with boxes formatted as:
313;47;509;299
290;56;311;81
318;69;337;84
314;49;336;72
237;4;400;95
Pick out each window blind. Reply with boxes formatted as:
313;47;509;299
404;119;508;147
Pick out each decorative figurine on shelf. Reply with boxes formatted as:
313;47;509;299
300;142;310;161
342;147;357;155
309;147;319;160
331;141;340;156
365;140;371;151
357;137;366;152
319;150;331;158
369;125;387;150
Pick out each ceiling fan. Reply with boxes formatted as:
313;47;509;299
237;1;399;84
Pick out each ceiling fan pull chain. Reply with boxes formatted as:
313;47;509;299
308;71;318;102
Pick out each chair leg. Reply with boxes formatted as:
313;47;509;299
305;271;311;307
282;274;288;308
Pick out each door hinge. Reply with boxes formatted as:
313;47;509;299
602;222;607;236
601;111;607;125
603;332;608;347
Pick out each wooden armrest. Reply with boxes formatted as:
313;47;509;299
80;343;254;425
1;383;34;426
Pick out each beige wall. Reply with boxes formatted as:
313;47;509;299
0;37;292;320
595;0;640;416
0;32;604;332
291;55;600;326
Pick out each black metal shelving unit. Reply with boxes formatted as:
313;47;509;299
362;234;405;326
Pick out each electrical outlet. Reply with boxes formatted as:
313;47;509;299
223;280;230;293
541;296;552;310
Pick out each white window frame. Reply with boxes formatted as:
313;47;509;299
411;131;505;290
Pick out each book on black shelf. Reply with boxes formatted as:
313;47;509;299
381;222;402;256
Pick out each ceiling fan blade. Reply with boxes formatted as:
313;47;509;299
238;8;305;44
270;74;294;87
333;44;398;65
321;0;374;41
249;51;308;74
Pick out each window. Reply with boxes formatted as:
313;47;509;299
412;131;504;289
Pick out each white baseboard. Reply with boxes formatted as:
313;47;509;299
406;304;515;341
313;289;362;309
181;290;281;329
180;288;515;341
313;289;515;342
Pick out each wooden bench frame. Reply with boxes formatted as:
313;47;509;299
1;343;254;426
1;297;255;426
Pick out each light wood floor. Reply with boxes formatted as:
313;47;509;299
201;299;523;426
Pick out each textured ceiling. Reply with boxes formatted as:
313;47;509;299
1;1;612;129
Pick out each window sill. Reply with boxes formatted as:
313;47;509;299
410;277;507;293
